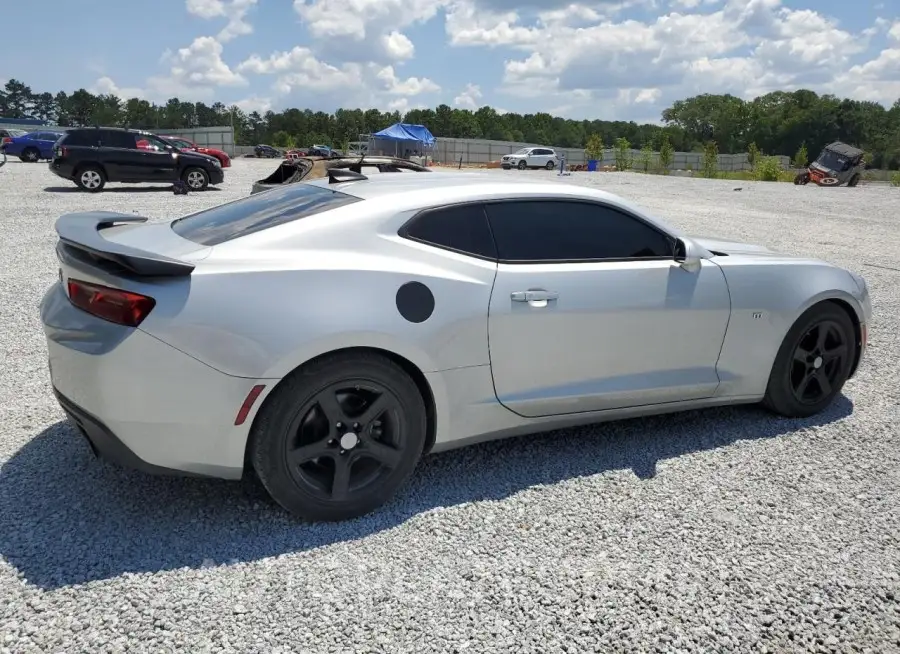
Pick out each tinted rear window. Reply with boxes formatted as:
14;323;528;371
62;130;100;146
170;183;362;246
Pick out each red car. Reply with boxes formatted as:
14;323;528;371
154;135;232;167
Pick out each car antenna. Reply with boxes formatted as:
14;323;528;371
327;168;368;184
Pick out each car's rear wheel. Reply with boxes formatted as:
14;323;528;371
75;166;106;192
546;160;555;170
847;173;861;187
21;147;41;163
517;160;527;170
250;352;427;521
762;302;856;418
182;167;209;191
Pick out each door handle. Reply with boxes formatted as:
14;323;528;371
511;290;559;302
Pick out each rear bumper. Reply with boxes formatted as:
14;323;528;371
54;387;211;477
49;160;75;180
41;281;263;479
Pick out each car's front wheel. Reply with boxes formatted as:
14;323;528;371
250;352;427;521
517;160;527;170
182;167;209;191
762;302;856;418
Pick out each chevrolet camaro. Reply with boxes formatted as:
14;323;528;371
40;170;872;521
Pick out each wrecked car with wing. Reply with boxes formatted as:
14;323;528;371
251;155;431;195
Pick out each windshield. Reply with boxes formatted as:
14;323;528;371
514;148;530;155
815;149;852;172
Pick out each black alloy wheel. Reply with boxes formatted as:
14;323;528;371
788;320;848;406
762;302;855;418
285;382;404;502
251;352;426;521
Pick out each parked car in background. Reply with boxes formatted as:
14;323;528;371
1;130;65;162
254;144;281;158
50;127;224;192
157;135;231;168
501;147;560;170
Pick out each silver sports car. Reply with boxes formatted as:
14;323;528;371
40;170;872;521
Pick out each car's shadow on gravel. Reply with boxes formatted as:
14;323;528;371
43;186;222;193
0;397;853;589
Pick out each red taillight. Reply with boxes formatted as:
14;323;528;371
1;137;11;145
235;385;266;426
66;278;156;327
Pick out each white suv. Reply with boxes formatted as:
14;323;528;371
501;147;559;170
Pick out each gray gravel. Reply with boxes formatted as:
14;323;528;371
1;159;898;653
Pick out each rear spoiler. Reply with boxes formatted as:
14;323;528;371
55;211;195;277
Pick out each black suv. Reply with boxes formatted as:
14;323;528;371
50;127;225;192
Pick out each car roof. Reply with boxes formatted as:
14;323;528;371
303;172;679;234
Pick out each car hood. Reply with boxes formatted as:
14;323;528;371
690;236;779;256
179;150;218;165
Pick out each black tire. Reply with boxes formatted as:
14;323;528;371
75;165;106;192
250;352;427;521
762;302;856;418
794;172;809;185
182;166;209;191
546;160;556;170
847;174;860;187
21;147;40;163
517;160;527;170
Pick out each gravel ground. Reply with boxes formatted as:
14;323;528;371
1;159;898;653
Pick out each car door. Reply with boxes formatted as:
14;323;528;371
524;149;541;167
485;199;732;418
534;149;552;167
97;130;145;179
130;133;178;181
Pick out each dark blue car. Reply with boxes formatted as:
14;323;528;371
2;130;64;162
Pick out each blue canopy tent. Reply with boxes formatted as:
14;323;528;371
369;123;435;160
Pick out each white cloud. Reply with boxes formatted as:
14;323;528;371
889;21;900;41
90;76;146;99
376;66;441;95
164;36;247;87
233;96;273;114
186;0;258;42
440;0;891;118
454;83;483;108
293;0;442;62
381;31;415;60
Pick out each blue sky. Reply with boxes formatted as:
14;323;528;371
3;0;898;122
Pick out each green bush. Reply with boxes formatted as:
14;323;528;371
793;142;808;168
658;135;673;174
701;141;718;178
753;156;783;182
891;171;900;187
638;143;653;172
613;137;632;170
748;142;760;169
585;133;604;161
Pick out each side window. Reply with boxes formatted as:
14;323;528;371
101;131;137;149
485;200;673;262
132;134;168;151
402;204;497;260
62;130;99;147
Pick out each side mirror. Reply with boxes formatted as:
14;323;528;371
674;237;702;272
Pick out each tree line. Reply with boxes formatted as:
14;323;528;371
1;79;898;169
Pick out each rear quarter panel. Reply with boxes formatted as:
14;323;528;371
712;255;865;397
137;209;498;380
